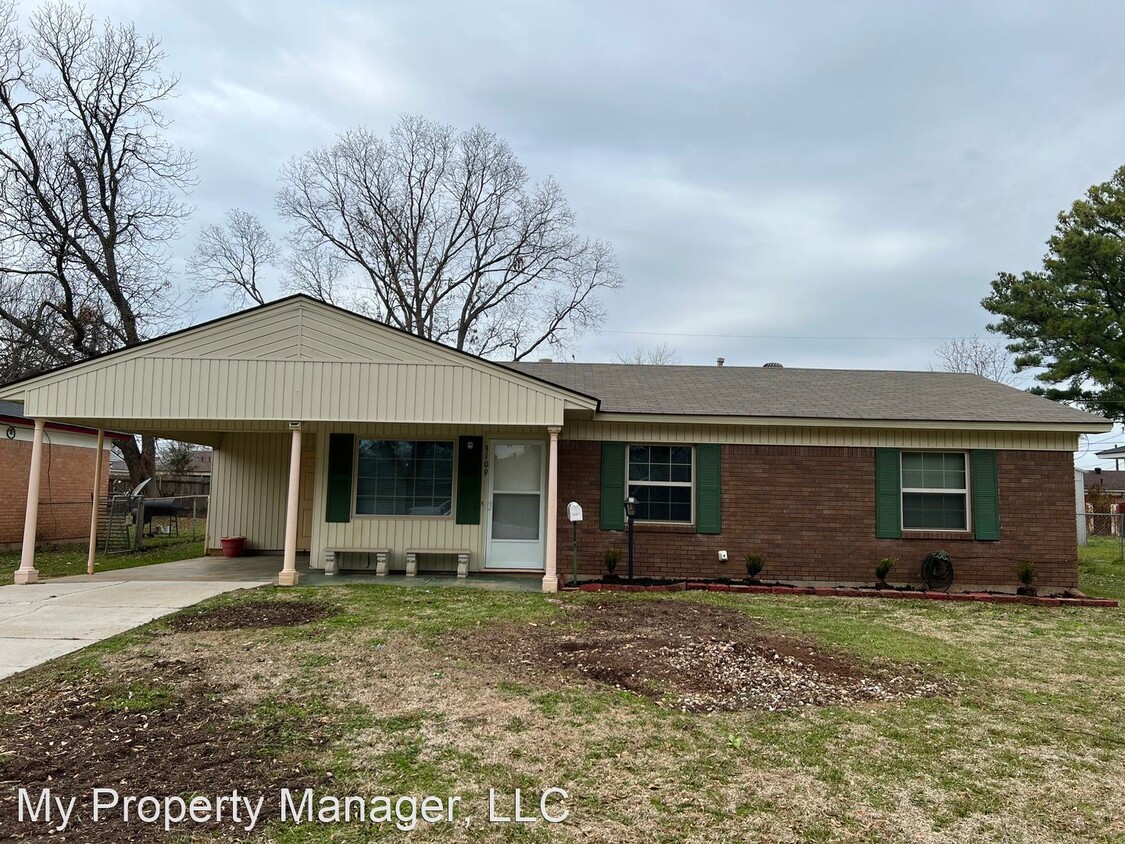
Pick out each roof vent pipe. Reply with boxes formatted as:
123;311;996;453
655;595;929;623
716;357;725;367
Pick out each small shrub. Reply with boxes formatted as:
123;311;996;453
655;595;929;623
744;554;764;579
604;548;620;575
875;557;895;582
1086;484;1116;514
1017;562;1036;587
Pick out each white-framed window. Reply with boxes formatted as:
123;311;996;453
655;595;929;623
901;451;970;531
355;439;454;516
627;444;693;523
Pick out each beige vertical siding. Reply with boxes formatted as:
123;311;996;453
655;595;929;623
307;422;550;571
209;432;290;551
21;359;573;425
9;298;593;423
561;420;1079;451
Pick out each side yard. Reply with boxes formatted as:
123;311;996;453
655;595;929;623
1077;536;1125;600
0;533;205;581
2;568;1125;843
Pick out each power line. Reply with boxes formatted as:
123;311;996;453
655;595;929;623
600;329;986;341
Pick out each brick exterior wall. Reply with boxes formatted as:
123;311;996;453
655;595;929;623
0;439;110;547
556;442;1078;590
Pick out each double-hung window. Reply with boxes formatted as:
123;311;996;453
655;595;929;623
627;445;693;523
355;440;454;516
901;452;969;531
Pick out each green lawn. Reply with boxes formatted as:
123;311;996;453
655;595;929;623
1;533;1123;841
2;577;1124;843
1079;536;1125;600
0;531;205;580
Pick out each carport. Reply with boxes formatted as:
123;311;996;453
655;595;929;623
0;296;595;589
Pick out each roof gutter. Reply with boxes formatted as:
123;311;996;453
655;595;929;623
590;411;1112;435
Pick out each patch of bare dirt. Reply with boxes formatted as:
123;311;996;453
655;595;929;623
467;598;952;712
166;598;336;631
0;657;323;843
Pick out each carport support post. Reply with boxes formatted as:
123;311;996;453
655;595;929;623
278;425;302;586
14;418;45;584
542;426;561;593
86;427;105;575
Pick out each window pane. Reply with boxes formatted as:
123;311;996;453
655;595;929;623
493;443;542;491
670;464;692;483
492;493;541;540
902;492;967;530
355;440;454;516
626;444;693;523
629;484;692;523
902;452;967;491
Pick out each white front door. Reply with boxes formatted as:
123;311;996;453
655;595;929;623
485;440;546;570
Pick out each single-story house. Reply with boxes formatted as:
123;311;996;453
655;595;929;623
0;400;126;549
0;296;1110;590
1083;468;1125;496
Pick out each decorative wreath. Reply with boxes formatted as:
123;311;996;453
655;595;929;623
921;550;954;591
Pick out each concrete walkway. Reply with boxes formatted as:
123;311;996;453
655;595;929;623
0;554;542;680
0;558;275;680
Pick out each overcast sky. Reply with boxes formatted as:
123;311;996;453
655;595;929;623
72;0;1125;458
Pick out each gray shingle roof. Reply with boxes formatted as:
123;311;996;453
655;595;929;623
504;362;1108;426
0;399;26;420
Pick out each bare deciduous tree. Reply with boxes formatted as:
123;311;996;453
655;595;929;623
284;237;348;307
158;438;195;475
0;1;192;484
187;208;277;306
930;336;1018;385
277;115;623;359
616;343;679;365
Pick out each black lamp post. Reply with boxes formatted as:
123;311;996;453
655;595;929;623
624;496;637;583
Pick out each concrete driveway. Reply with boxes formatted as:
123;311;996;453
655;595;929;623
0;556;278;680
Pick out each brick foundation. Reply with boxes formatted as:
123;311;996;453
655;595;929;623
0;439;109;547
556;442;1078;590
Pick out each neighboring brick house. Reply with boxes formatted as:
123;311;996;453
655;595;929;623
0;400;127;549
0;296;1110;590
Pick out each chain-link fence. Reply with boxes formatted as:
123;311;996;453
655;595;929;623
104;494;208;554
1081;511;1124;560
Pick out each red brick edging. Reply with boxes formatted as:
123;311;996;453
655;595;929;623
560;581;1117;608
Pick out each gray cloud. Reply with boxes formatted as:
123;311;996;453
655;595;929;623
74;0;1125;395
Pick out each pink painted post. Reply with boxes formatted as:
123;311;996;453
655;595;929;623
542;426;561;593
278;425;302;586
15;418;45;584
86;428;105;575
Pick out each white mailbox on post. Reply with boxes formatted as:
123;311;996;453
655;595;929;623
566;502;583;587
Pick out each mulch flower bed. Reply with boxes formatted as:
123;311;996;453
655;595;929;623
559;578;1117;608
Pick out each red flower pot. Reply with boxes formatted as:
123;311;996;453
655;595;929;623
220;536;246;558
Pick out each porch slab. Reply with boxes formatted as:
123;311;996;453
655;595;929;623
0;559;275;681
300;569;543;591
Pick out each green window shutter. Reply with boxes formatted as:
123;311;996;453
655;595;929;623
600;441;626;530
325;433;355;523
972;449;1001;540
455;436;483;525
695;444;722;534
874;448;902;538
